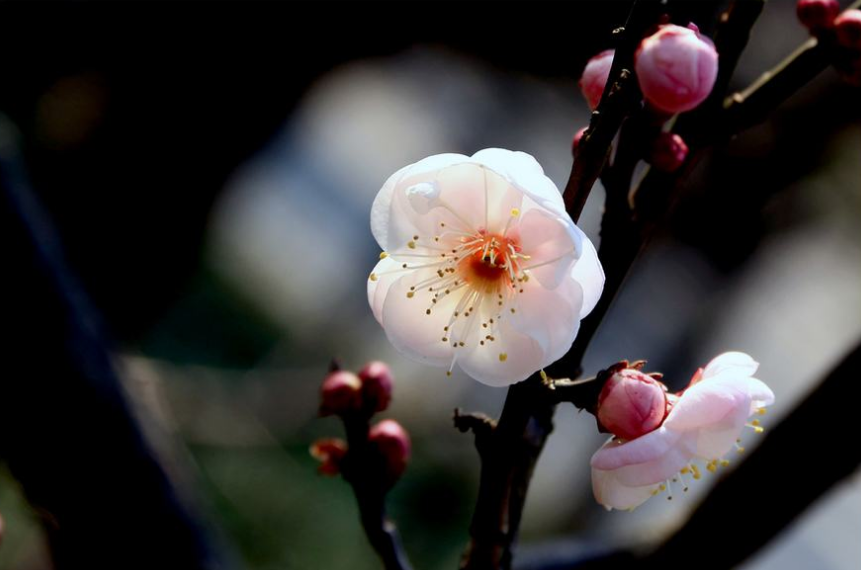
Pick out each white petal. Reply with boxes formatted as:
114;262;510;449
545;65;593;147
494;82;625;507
405;181;441;214
380;268;459;367
569;231;604;318
592;468;657;511
371;153;468;251
701;351;759;380
470;148;566;217
367;256;401;324
517;208;581;288
507;273;583;365
457;316;545;387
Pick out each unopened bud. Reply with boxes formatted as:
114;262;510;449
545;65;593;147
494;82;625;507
368;419;411;487
319;370;363;417
797;0;840;33
358;360;394;413
310;438;348;476
649;132;689;173
835;10;861;50
635;24;718;114
597;368;668;441
579;50;614;110
572;127;587;155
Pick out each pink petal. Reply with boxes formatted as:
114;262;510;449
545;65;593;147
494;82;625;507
590;426;681;470
380;268;459;367
507;272;583;364
470;148;567;218
663;380;749;432
517;208;581;288
701;351;759;380
612;434;695;486
592;467;656;511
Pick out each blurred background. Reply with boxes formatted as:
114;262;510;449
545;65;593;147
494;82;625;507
0;1;859;569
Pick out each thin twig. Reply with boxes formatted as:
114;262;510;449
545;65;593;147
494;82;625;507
342;416;414;570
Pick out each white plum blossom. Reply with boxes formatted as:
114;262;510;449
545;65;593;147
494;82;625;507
591;352;775;510
367;149;604;387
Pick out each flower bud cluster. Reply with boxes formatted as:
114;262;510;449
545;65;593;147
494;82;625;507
312;361;410;489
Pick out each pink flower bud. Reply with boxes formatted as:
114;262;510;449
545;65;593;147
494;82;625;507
649;132;689;172
368;419;411;486
310;438;348;476
579;50;614;110
835;9;861;50
596;369;668;441
635;24;718;114
358;360;394;412
796;0;840;33
319;370;363;417
572;127;587;155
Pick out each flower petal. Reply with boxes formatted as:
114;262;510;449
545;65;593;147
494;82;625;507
457;315;545;387
591;430;695;494
592;467;657;511
701;351;759;380
367;256;402;324
380;268;460;366
371;153;468;251
663;379;750;432
568;229;604;318
517;208;581;288
590;426;681;470
507;273;583;365
470;148;566;217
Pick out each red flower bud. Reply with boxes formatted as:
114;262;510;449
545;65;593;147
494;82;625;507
835;9;861;50
796;0;840;33
649;132;689;173
368;419;411;486
597;369;668;441
579;50;614;110
635;24;718;114
319;370;362;417
310;438;348;476
358;360;394;413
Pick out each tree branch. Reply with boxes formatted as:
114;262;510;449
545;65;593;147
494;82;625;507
340;416;414;570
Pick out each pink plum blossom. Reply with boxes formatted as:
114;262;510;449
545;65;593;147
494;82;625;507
591;352;774;511
368;149;605;386
579;50;615;110
635;24;718;114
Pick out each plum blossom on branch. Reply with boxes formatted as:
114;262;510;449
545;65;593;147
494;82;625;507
368;149;605;386
590;352;775;511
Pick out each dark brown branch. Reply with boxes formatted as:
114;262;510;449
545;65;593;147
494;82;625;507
563;0;666;221
551;340;861;570
341;416;414;570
